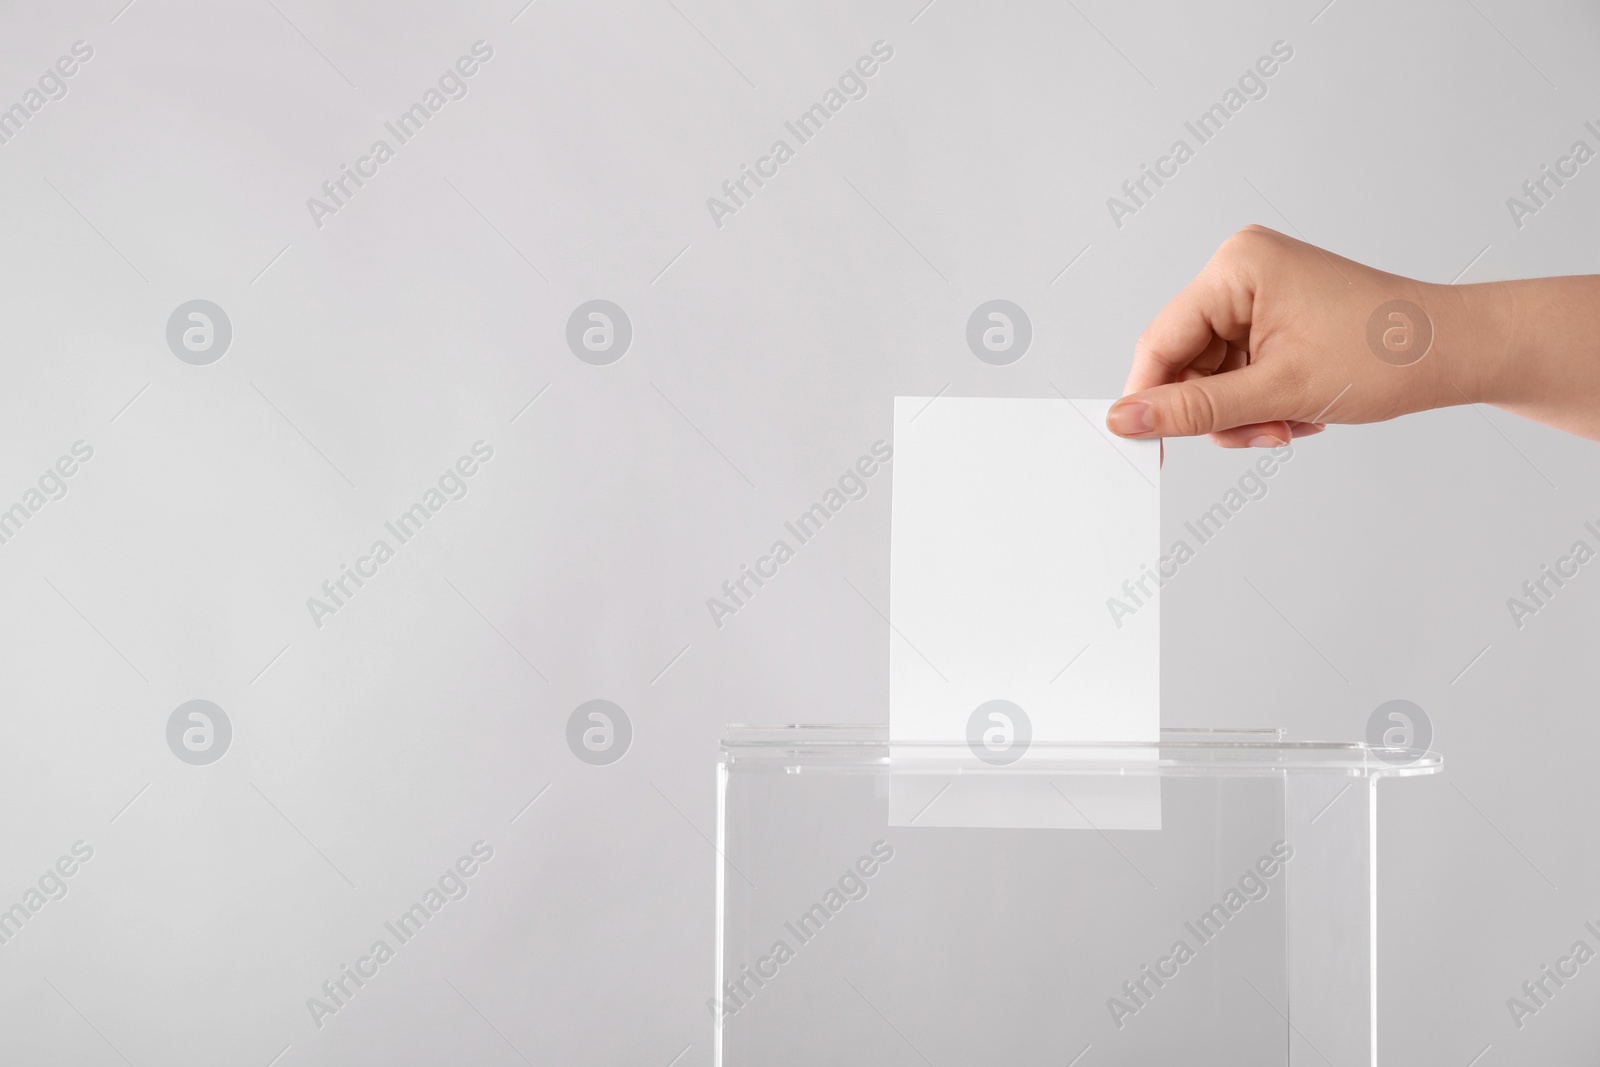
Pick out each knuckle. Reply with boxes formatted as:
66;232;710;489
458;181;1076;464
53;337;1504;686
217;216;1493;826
1168;385;1220;435
1207;228;1280;312
1133;327;1184;374
1218;224;1280;264
1133;325;1165;362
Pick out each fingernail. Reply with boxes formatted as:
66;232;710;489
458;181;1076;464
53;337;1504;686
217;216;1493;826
1248;434;1286;448
1107;401;1154;436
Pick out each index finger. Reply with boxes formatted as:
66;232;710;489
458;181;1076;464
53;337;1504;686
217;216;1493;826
1124;239;1260;396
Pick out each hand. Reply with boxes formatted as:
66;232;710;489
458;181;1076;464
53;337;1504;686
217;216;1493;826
1104;225;1600;446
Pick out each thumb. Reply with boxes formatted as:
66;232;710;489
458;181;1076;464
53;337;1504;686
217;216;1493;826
1107;365;1288;439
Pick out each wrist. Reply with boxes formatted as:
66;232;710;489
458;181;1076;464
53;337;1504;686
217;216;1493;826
1374;280;1506;415
1439;279;1519;406
1454;276;1600;440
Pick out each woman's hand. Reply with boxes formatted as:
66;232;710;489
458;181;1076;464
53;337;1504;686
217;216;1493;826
1106;225;1600;446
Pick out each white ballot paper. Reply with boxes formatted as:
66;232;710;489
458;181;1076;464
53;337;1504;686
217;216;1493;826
888;396;1161;829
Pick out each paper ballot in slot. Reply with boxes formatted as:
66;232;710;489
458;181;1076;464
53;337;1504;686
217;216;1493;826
887;397;1160;829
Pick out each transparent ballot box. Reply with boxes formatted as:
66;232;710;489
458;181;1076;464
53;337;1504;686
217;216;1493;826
714;726;1441;1067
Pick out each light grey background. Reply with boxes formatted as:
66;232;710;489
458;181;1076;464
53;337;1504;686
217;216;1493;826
0;0;1596;1064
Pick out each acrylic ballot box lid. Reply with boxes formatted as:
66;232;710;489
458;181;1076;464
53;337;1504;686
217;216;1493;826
714;725;1441;1067
719;724;1443;775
